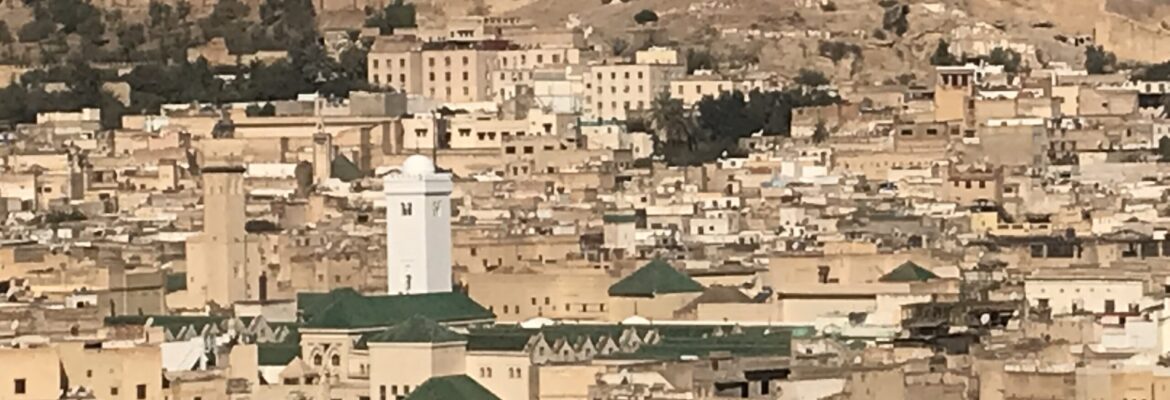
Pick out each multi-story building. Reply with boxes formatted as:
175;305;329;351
583;63;684;122
367;40;506;103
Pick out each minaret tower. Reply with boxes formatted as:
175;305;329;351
384;154;452;294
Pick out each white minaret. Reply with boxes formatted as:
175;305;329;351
384;154;453;295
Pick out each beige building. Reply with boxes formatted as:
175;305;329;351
583;63;684;121
0;341;162;400
367;40;502;103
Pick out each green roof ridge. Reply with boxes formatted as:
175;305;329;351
368;315;465;344
299;288;494;329
406;375;501;400
608;259;704;297
878;261;940;283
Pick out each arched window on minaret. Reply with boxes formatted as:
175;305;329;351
406;275;412;292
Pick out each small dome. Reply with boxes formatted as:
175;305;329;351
401;154;435;175
621;315;651;325
519;317;555;329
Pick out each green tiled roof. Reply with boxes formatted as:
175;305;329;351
258;344;300;366
406;375;501;400
608;259;704;297
465;329;532;351
165;273;187;293
603;214;637;223
331;154;362;182
878;261;940;283
367;316;466;344
298;288;494;330
606;328;794;361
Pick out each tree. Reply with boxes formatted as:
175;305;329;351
117;23;146;57
610;37;629;56
818;41;860;64
930;39;959;66
988;47;1021;73
685;48;716;73
882;4;908;36
633;9;658;24
18;19;56;43
0;21;14;44
812;120;829;143
1084;45;1116;74
794;69;829;87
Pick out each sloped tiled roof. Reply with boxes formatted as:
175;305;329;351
878;261;940;283
366;316;465;344
297;288;494;330
608;259;704;297
406;375;501;400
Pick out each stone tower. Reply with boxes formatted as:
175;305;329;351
187;165;249;306
384;155;452;295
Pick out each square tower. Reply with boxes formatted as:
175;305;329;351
384;155;453;294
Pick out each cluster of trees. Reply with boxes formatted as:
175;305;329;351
648;78;840;165
123;45;369;114
0;60;125;129
1084;45;1117;75
930;40;1022;73
202;0;318;54
0;0;373;129
364;0;418;34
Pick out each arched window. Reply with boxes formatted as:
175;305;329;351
313;354;323;366
331;354;341;367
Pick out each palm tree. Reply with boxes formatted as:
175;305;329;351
650;91;694;150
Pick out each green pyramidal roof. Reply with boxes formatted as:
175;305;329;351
368;315;465;344
608;259;704;297
331;154;362;182
878;261;940;283
406;375;501;400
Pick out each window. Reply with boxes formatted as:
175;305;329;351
399;74;405;83
112;387;119;395
1105;299;1116;313
505;146;516;154
14;379;25;394
463;56;469;65
373;75;380;84
544;297;550;305
313;354;323;365
373;59;379;69
523;146;534;154
401;202;413;216
445;72;451;81
979;181;986;189
428;72;435;81
462;71;469;80
331;354;341;366
444;56;451;66
428;58;435;67
137;384;147;399
531;297;537;305
400;59;405;67
392;385;399;395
